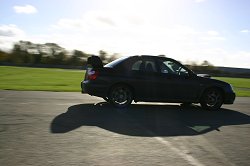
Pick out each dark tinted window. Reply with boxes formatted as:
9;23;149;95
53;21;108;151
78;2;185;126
144;60;157;72
159;59;189;76
104;56;128;68
131;60;143;71
131;59;157;72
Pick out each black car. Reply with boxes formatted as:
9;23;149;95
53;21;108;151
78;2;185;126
81;55;235;110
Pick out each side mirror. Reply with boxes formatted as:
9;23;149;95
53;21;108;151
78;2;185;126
188;72;197;78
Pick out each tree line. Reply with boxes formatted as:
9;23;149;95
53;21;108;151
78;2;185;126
0;40;217;73
1;41;249;77
0;41;118;67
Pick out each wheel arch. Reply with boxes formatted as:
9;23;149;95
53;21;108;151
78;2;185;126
107;82;135;99
200;86;225;102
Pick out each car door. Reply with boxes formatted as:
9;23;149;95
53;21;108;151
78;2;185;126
156;58;200;102
128;57;159;101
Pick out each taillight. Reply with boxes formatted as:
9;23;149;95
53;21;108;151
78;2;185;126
87;70;99;80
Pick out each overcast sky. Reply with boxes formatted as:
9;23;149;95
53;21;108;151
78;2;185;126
0;0;250;68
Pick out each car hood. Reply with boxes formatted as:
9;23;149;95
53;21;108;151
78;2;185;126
197;75;230;87
197;74;211;78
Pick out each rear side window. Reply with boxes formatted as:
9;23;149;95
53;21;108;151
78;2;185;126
131;60;143;71
144;61;157;72
131;59;157;72
104;56;128;68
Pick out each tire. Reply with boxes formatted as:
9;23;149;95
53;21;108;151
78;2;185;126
200;88;223;111
109;85;133;108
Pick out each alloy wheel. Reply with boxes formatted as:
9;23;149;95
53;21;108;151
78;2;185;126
109;85;133;108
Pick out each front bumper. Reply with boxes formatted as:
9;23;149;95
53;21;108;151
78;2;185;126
224;92;236;104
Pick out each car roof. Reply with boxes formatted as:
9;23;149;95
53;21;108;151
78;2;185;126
132;55;177;62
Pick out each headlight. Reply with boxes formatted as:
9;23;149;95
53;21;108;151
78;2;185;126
230;84;234;91
226;84;234;92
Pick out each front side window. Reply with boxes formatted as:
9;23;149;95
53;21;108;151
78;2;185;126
159;59;189;76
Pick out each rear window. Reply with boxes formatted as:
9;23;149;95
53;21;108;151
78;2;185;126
104;56;129;68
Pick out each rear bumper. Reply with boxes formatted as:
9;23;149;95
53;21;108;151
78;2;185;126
81;80;108;97
224;92;236;104
81;81;86;94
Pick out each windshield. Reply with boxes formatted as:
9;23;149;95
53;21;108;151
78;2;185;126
104;56;129;68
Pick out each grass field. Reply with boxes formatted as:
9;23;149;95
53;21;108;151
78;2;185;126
0;66;84;92
0;66;250;96
214;77;250;97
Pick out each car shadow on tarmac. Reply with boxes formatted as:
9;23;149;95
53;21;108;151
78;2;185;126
51;103;250;136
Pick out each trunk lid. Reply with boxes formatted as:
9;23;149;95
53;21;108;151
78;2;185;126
84;56;103;81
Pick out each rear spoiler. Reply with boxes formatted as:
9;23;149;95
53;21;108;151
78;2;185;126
87;55;103;69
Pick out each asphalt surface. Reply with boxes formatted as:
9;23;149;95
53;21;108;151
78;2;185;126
0;90;250;166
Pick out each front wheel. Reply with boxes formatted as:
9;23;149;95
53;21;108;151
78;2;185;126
200;88;223;111
109;85;133;108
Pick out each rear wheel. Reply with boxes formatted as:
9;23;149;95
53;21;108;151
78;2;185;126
200;88;223;111
109;85;133;108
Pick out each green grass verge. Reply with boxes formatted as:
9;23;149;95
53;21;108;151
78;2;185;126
0;66;250;96
0;66;85;92
214;77;250;97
